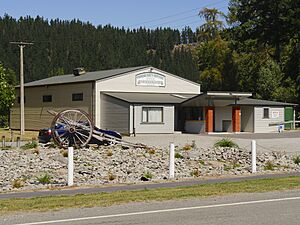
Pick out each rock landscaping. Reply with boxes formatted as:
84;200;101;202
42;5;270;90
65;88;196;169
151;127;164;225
1;142;300;192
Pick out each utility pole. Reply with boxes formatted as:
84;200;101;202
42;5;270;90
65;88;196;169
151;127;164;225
10;42;33;135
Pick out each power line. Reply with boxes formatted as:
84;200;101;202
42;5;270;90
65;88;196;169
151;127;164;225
17;4;228;45
149;15;199;29
129;0;226;28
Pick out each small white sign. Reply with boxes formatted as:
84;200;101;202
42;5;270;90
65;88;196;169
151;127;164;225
272;111;280;118
136;72;165;87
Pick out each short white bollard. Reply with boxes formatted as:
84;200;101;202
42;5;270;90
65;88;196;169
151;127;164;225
169;142;175;179
68;146;74;186
251;140;257;173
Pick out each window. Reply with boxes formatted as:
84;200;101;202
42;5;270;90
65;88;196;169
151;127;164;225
17;96;26;103
72;93;83;101
142;107;163;123
184;107;203;120
42;95;52;102
263;108;269;119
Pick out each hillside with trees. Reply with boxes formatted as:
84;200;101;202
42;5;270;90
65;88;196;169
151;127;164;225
0;0;299;127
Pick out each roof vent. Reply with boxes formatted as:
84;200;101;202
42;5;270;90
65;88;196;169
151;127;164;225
73;67;86;76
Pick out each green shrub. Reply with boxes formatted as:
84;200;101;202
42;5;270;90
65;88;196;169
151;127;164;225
21;141;38;150
214;138;239;148
293;156;300;165
224;164;232;171
182;144;192;151
199;160;205;165
175;152;184;159
143;171;153;179
264;161;276;171
37;173;52;184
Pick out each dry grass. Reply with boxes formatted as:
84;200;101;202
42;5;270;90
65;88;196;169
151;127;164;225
0;128;39;141
1;176;300;213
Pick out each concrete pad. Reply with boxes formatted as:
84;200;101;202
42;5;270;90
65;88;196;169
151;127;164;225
124;131;300;155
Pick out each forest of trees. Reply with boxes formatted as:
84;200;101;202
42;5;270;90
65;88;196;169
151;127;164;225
0;0;299;127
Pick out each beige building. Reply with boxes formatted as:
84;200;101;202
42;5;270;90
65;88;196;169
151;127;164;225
11;66;296;134
11;66;200;134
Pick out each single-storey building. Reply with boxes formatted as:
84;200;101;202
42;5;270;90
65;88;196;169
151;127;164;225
10;66;296;134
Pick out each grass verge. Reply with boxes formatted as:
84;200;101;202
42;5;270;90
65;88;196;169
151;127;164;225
0;128;39;142
1;176;300;213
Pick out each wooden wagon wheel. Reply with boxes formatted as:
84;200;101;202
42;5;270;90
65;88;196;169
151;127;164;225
50;109;93;148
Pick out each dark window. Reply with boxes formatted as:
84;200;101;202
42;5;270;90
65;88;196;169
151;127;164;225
17;96;26;103
263;108;269;119
72;93;83;101
184;107;203;120
43;95;52;102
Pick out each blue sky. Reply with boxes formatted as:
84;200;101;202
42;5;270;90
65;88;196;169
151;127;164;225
0;0;229;30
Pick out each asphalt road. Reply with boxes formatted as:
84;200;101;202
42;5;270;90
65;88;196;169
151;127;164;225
1;189;300;225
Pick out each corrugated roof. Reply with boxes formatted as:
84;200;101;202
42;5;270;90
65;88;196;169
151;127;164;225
104;92;198;104
23;66;148;87
234;98;297;106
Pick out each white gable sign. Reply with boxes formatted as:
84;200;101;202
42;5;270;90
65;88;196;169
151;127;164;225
135;72;165;87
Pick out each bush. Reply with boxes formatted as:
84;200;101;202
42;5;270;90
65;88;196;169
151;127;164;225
106;149;113;156
175;152;184;159
214;138;239;148
293;156;300;165
12;179;24;188
143;171;153;179
21;141;38;150
147;148;156;155
32;148;40;154
60;150;68;157
182;144;192;151
37;173;52;184
264;161;276;171
108;172;116;181
199;160;205;165
190;169;200;177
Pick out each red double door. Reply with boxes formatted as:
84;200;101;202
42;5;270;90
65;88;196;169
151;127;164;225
205;106;241;133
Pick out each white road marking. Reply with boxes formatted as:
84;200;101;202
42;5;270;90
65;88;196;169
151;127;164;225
14;196;300;225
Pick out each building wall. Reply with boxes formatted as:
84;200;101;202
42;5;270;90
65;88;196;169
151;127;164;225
95;67;200;127
254;107;284;133
10;82;94;130
100;94;130;134
133;105;174;134
214;106;232;132
241;106;254;132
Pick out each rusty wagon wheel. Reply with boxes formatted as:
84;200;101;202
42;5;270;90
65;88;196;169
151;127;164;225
50;109;93;148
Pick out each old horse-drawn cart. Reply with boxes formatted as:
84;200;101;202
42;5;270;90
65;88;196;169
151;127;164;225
48;109;142;149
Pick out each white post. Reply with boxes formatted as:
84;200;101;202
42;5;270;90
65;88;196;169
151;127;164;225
169;142;175;179
251;140;256;173
19;45;25;135
68;146;74;186
293;109;296;130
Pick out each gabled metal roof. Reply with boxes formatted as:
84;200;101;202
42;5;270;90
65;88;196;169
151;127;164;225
181;92;252;107
23;66;148;87
233;98;297;106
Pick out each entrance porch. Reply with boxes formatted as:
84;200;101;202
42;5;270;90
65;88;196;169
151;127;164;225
178;92;252;134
